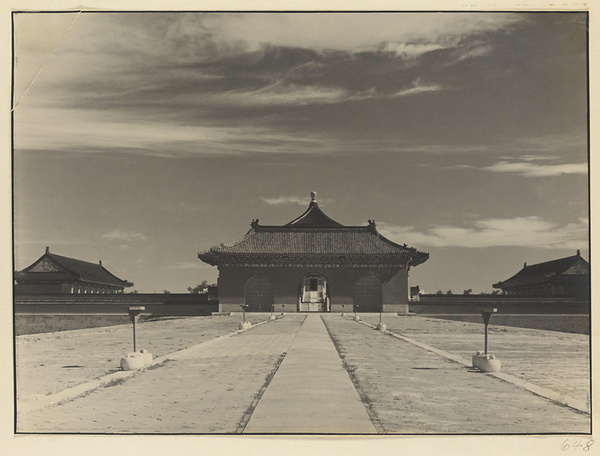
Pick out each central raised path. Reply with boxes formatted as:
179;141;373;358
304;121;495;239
243;313;376;434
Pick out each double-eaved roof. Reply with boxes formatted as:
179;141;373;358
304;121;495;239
15;247;133;288
199;196;429;268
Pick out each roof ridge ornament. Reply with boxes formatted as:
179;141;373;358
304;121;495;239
311;191;317;202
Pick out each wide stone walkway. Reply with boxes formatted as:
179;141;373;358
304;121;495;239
18;316;305;433
15;313;590;434
244;314;376;434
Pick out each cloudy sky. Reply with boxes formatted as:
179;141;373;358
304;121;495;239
13;12;588;293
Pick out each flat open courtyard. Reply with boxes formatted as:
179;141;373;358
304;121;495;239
15;313;590;434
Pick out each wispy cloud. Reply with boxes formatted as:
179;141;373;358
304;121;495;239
391;79;444;97
207;81;444;108
455;43;493;62
381;42;446;59
499;155;560;161
14;106;329;156
260;195;334;206
260;196;311;206
190;13;525;55
378;216;588;250
483;161;587;177
102;230;147;242
207;83;354;107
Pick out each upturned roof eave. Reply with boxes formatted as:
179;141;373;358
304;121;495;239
20;252;132;288
198;225;429;261
494;254;588;287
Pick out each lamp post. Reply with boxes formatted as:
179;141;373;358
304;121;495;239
240;304;249;323
379;305;383;325
341;304;345;316
481;308;497;355
354;304;359;320
472;308;501;373
128;306;145;352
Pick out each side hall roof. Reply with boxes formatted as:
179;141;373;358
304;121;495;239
16;247;133;288
493;251;589;289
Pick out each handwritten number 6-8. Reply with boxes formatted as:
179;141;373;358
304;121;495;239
562;440;594;451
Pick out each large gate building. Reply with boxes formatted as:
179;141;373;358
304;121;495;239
198;193;428;313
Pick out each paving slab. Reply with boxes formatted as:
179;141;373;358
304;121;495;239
15;315;248;402
358;314;590;409
322;315;590;434
14;312;591;435
244;314;376;434
17;317;305;433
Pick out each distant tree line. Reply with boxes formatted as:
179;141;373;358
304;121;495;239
434;289;503;296
187;280;217;294
128;280;217;294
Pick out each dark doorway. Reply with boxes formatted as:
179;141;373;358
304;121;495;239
352;275;382;312
244;276;275;312
298;273;330;312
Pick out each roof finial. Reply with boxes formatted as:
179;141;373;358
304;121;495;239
45;246;50;254
310;191;317;202
99;259;102;266
577;249;581;256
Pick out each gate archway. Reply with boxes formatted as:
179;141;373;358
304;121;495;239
352;275;382;312
297;273;330;312
244;276;275;312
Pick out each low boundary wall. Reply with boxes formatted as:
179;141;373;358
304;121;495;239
410;295;589;315
14;293;219;317
14;293;219;335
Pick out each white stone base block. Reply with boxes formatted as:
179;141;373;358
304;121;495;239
120;352;145;371
472;353;501;373
120;349;154;371
239;321;252;330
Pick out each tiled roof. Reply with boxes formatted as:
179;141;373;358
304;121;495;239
199;196;429;267
199;224;428;267
285;201;343;227
493;252;589;288
16;250;133;288
209;226;414;255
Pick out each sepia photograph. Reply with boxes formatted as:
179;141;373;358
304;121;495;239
8;4;593;451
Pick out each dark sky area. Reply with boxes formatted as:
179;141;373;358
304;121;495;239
13;12;588;293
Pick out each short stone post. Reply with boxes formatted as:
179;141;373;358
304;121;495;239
376;305;386;332
354;304;360;321
341;304;345;316
472;308;501;372
270;304;276;320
